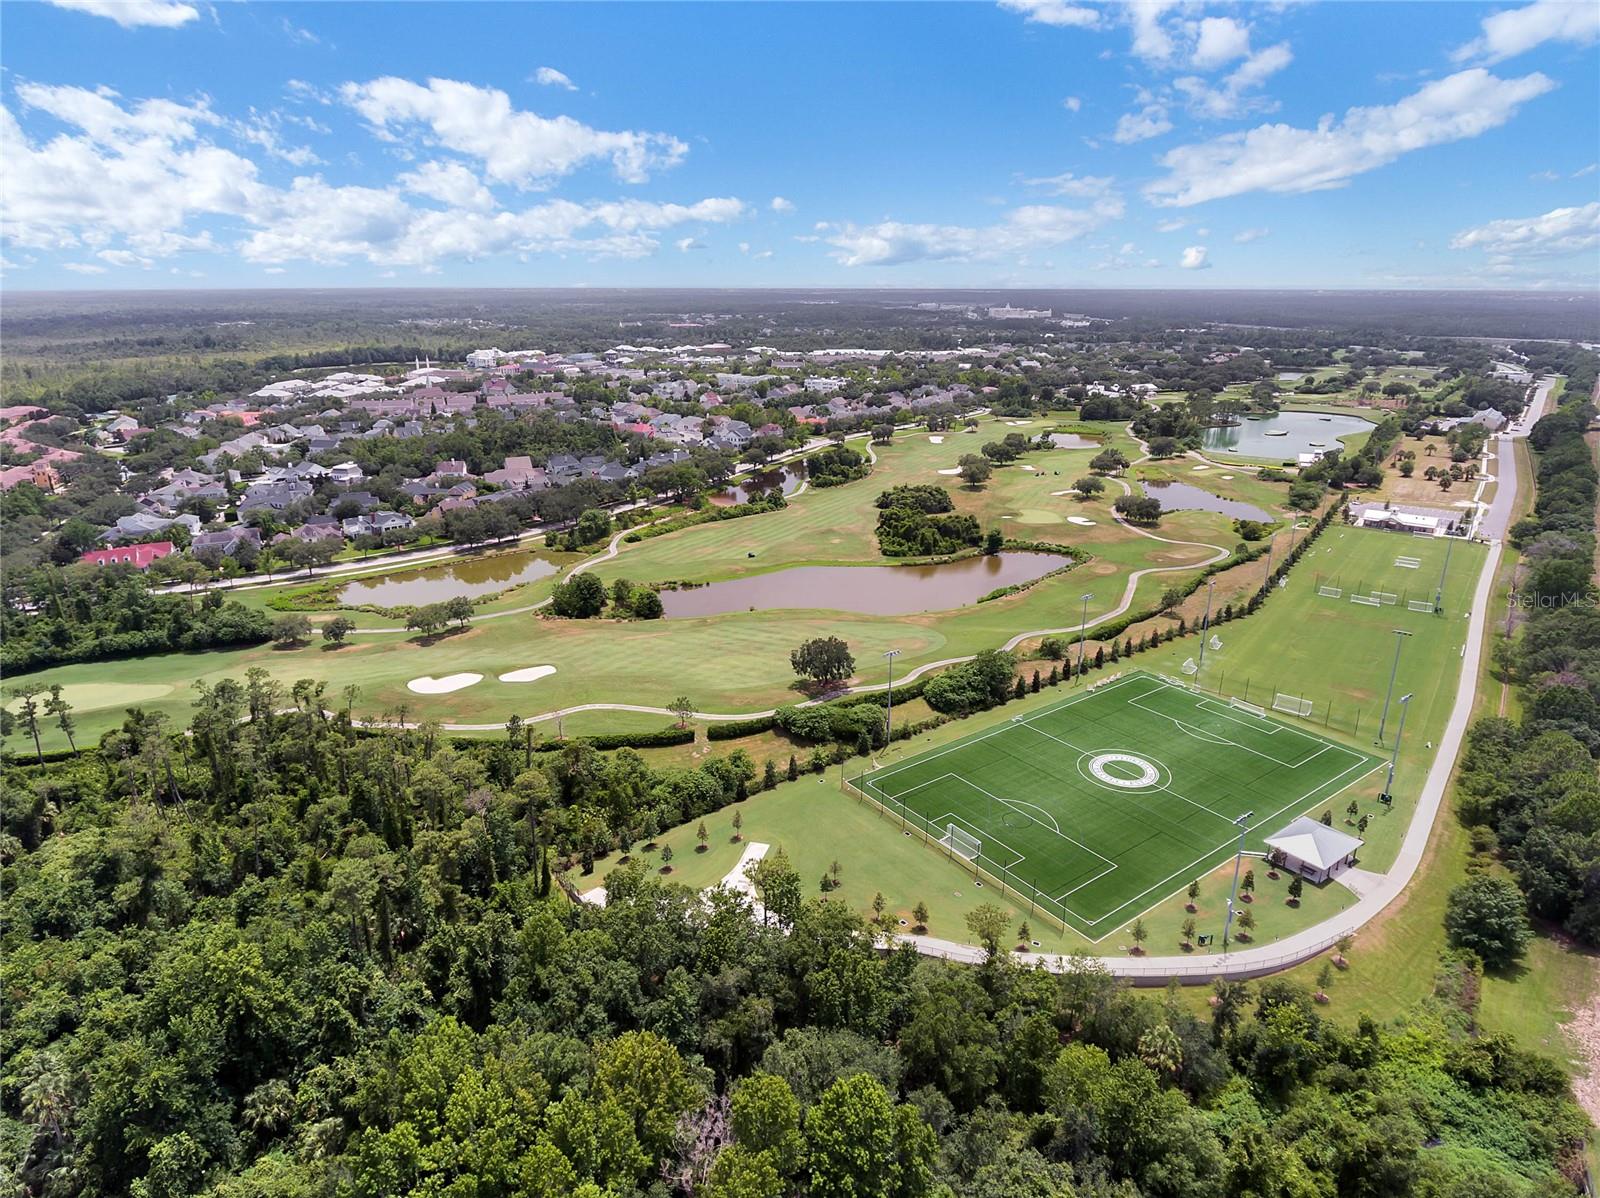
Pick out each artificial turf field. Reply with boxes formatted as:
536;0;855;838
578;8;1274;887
854;671;1382;938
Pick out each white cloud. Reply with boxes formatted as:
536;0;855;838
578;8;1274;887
63;261;108;274
997;0;1100;29
1019;172;1115;198
752;249;773;260
1574;163;1598;178
1126;0;1181;63
1233;227;1269;243
674;237;703;253
96;248;152;268
1113;102;1172;144
1450;202;1600;261
770;196;795;213
1530;168;1561;181
1191;16;1251;69
533;67;578;91
47;0;197;29
1179;245;1211;269
2;83;744;271
339;77;687;187
1453;0;1600;64
281;19;320;46
1062;95;1082;112
1176;42;1293;118
399;160;495;211
1156;218;1187;233
1147;68;1554;206
822;199;1123;267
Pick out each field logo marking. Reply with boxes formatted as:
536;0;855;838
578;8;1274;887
1085;751;1160;790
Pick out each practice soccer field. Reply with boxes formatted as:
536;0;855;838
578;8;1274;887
854;672;1382;938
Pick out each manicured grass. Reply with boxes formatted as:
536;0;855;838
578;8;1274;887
855;671;1379;938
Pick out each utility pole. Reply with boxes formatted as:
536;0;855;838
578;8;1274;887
1433;533;1455;614
1376;628;1412;745
1075;592;1093;682
1195;579;1216;680
1380;693;1413;801
882;648;901;744
1221;810;1254;951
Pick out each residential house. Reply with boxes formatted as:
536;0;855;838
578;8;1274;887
80;541;175;570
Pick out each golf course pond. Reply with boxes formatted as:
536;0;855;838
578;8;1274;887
712;466;806;506
338;551;558;607
659;551;1066;617
1201;409;1372;459
1142;480;1272;522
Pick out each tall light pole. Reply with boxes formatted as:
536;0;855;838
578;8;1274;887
882;648;901;744
1195;579;1216;680
1380;693;1413;801
1075;592;1093;682
1432;533;1455;614
1376;628;1412;745
1221;810;1254;951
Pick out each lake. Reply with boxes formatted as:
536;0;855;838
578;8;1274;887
1142;480;1272;522
713;465;805;506
1201;409;1372;459
659;551;1065;618
1048;432;1100;450
338;551;558;607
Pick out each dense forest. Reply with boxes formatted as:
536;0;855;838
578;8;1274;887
1457;390;1600;944
1;662;1590;1197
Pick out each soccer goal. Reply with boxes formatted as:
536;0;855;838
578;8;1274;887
1373;591;1399;605
1273;693;1314;718
1395;556;1421;569
1209;635;1223;650
1350;594;1380;607
1407;599;1435;613
1228;697;1267;718
940;824;981;862
1317;585;1342;598
1181;658;1198;675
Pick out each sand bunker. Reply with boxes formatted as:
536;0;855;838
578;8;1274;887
1219;474;1234;479
407;673;483;694
1192;465;1210;471
936;467;963;476
1006;420;1034;427
928;435;944;443
1067;516;1097;526
499;665;558;684
1020;465;1038;472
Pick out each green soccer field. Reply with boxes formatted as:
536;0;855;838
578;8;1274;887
854;672;1382;938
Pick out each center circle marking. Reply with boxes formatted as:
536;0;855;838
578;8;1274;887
1087;752;1159;789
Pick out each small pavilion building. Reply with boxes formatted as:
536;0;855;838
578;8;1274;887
1263;817;1363;883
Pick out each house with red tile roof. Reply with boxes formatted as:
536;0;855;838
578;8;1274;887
80;541;175;570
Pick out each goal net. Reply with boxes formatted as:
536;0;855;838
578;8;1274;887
1395;556;1421;569
1228;697;1267;718
1407;599;1435;612
1373;591;1399;605
1181;658;1198;675
1273;694;1314;718
941;824;981;861
1209;635;1223;650
1350;594;1380;606
1317;585;1342;598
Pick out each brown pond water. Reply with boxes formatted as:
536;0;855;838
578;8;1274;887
659;552;1065;618
712;466;805;506
339;552;558;607
1048;433;1100;450
1142;480;1271;522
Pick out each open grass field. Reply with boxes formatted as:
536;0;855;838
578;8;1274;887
853;672;1379;938
11;414;1268;747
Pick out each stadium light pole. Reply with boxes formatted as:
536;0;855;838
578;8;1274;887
1195;579;1216;679
1376;629;1412;745
1380;693;1413;802
1221;810;1254;952
1075;592;1093;682
1432;533;1455;614
882;648;902;744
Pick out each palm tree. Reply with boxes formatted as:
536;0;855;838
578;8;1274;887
1138;1022;1184;1079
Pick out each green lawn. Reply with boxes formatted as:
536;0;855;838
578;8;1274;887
854;671;1379;938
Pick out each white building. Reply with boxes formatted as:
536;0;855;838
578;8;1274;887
1264;817;1363;884
467;348;503;370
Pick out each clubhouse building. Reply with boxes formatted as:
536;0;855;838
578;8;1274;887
1264;817;1364;884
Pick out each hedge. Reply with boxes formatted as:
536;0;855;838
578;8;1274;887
707;714;780;740
534;725;696;751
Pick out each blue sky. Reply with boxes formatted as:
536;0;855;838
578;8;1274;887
2;0;1596;290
